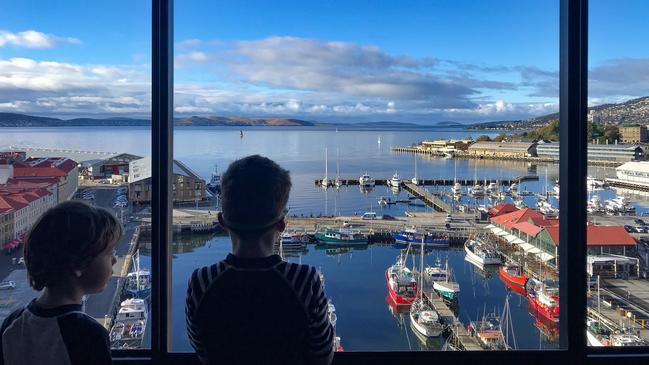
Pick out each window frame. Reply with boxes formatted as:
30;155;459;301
108;0;649;363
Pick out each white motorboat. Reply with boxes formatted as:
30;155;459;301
110;298;148;349
451;182;462;195
359;172;375;187
464;239;501;266
470;184;484;196
390;172;401;188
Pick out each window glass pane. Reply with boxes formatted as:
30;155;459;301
0;0;152;350
172;0;560;352
586;0;649;348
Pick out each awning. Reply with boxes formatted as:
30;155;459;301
496;230;509;237
512;238;526;245
3;240;19;250
490;227;504;235
537;252;555;262
484;224;496;230
527;247;542;255
504;234;518;243
519;243;535;252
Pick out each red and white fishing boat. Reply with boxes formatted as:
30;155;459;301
527;279;559;323
385;255;417;307
498;264;529;287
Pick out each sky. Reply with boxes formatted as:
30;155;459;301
0;0;648;124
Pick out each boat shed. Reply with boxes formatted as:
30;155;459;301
85;153;143;180
467;141;537;158
129;157;206;203
587;255;640;279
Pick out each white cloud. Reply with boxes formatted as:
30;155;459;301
0;30;80;48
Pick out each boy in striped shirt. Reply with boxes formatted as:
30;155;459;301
186;155;334;365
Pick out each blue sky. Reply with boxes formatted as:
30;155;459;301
0;0;647;123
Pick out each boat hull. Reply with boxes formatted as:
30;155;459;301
314;233;367;245
392;232;449;247
410;312;444;337
527;295;559;323
385;270;415;306
498;266;528;287
464;242;501;265
432;282;459;301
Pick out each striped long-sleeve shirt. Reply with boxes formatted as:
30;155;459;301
186;254;334;365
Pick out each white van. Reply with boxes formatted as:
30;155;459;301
361;212;377;220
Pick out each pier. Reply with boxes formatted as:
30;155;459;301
315;176;538;187
402;183;452;213
391;146;624;167
418;276;484;350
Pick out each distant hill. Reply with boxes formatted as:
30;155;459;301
470;95;649;130
0;113;441;129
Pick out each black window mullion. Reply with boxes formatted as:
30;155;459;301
559;0;588;361
151;0;174;361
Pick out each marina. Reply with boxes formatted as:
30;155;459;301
3;127;649;352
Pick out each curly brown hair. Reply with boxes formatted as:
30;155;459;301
24;200;123;291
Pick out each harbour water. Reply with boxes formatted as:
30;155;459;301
3;126;648;351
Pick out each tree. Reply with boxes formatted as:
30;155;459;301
476;135;492;142
494;134;508;142
603;125;620;144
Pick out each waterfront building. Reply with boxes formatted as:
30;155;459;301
0;188;55;240
467;141;537;158
587;255;640;279
615;161;649;184
0;205;14;251
537;142;644;163
619;125;648;143
490;209;636;267
487;203;518;217
129;157;206;203
420;139;472;152
9;157;79;202
84;153;143;181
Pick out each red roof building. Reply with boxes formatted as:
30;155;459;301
11;157;79;202
488;203;518;217
490;208;558;229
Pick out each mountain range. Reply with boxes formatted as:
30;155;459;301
0;113;459;128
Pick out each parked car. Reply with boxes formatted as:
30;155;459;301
635;226;649;233
624;225;635;233
635;218;647;226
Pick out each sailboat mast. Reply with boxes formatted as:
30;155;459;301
325;148;328;181
420;236;424;296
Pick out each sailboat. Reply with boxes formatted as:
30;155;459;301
321;148;329;188
470;163;484;196
335;148;342;188
411;155;419;185
451;159;462;195
409;237;445;337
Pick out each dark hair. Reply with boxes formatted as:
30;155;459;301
24;200;123;291
220;155;291;236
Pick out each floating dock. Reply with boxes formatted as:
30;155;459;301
315;176;538;187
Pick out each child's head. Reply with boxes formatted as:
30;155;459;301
219;155;291;242
24;200;122;293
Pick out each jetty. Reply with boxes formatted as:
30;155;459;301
402;183;452;213
418;276;483;351
315;176;538;187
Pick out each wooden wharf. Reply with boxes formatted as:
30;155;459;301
417;275;483;351
402;182;452;213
